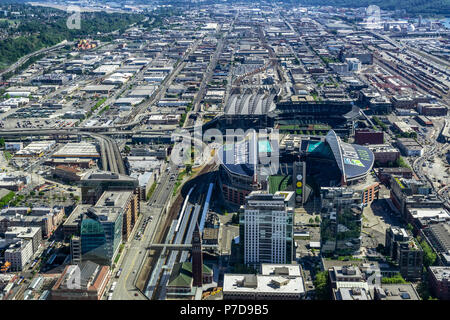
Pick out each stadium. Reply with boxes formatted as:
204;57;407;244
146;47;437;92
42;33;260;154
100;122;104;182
301;130;375;186
217;130;374;205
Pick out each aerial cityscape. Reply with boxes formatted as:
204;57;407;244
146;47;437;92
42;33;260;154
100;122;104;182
1;0;450;304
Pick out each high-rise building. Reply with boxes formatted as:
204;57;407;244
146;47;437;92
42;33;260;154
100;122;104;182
385;226;424;280
94;190;139;242
79;207;123;266
385;226;410;261
4;239;33;271
320;187;364;256
241;191;294;266
397;241;424;280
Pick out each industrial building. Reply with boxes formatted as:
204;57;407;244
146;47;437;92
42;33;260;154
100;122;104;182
52;143;100;159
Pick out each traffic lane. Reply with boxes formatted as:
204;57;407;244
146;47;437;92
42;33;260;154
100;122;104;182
112;177;176;299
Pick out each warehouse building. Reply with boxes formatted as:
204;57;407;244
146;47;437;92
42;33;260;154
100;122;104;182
397;138;423;157
52;143;100;159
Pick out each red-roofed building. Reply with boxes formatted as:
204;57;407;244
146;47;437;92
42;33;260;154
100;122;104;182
51;261;111;300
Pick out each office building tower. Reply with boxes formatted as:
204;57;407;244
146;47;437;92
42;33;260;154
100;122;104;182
241;191;294;266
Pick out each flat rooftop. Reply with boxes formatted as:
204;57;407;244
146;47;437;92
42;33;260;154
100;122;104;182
95;190;133;209
223;273;304;295
429;266;450;281
53;143;100;159
409;207;449;220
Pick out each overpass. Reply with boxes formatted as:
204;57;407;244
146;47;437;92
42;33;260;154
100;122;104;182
147;243;218;250
0;128;126;174
0;40;73;79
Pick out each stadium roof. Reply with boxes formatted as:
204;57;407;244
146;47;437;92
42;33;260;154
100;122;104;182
218;134;279;178
306;130;374;183
218;130;373;184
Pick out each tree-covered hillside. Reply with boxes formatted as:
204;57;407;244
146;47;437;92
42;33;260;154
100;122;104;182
0;4;145;69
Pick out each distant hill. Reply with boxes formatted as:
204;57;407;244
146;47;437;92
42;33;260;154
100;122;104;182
295;0;450;16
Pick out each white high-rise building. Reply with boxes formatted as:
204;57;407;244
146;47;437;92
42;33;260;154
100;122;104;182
242;191;294;266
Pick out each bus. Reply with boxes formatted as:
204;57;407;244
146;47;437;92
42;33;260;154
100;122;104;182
16;276;24;285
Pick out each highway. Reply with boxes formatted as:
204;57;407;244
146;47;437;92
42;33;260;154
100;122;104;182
0;40;73;79
0;37;205;176
184;14;237;127
144;169;216;300
111;163;178;300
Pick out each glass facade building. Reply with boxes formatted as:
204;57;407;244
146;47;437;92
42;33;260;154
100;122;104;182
80;209;123;265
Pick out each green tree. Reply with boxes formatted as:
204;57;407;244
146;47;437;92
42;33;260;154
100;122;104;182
313;271;330;300
381;273;407;284
419;238;437;268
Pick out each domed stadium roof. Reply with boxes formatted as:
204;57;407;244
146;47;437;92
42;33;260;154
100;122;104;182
217;133;279;178
306;130;374;183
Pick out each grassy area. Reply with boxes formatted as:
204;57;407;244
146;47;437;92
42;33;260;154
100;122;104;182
179;113;187;127
0;191;15;207
372;116;388;131
92;97;107;112
397;156;411;169
114;243;125;264
320;56;339;65
327;255;363;261
172;168;192;196
178;103;193;127
311;92;319;101
381;273;407;284
146;182;157;200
